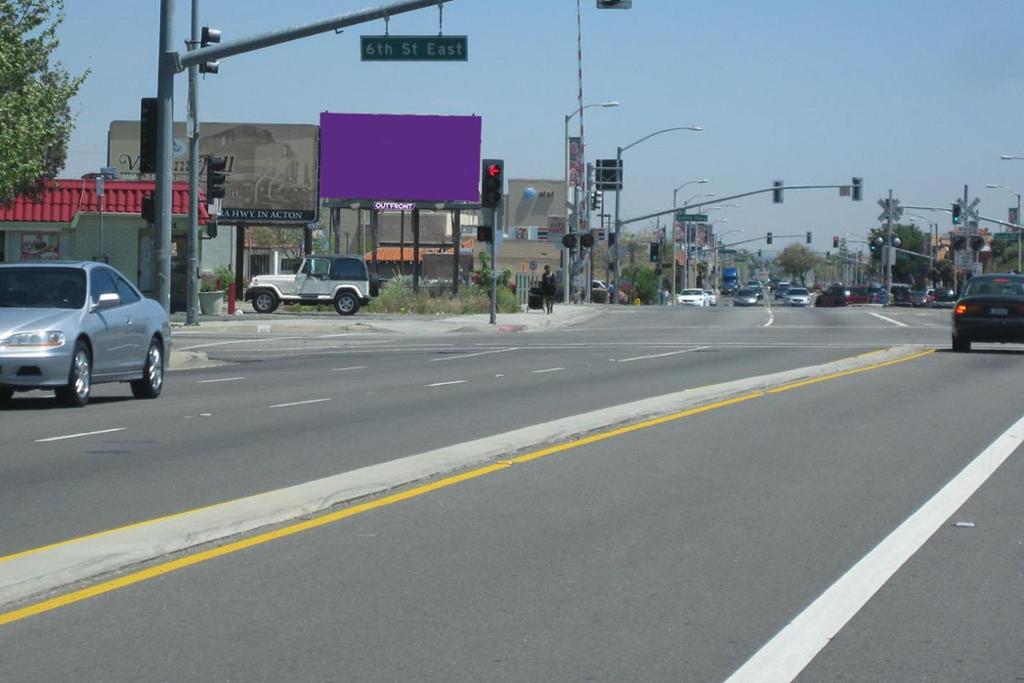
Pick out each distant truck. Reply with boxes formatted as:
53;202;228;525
721;267;740;295
244;255;375;316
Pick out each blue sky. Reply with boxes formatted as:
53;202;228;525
56;0;1024;250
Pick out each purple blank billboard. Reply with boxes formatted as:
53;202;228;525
319;112;482;203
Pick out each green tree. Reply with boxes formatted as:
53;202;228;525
775;244;820;284
0;0;88;203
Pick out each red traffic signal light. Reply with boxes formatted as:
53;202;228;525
477;225;493;242
481;159;504;209
579;233;595;249
562;234;577;249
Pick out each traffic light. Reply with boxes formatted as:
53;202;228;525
970;236;985;252
139;97;158;174
562;233;577;249
140;192;155;223
952;235;967;251
766;231;773;245
477;225;493;242
852;177;863;201
649;242;659;262
579;232;595;249
607;232;617;247
199;26;221;74
833;235;840;248
757;249;763;258
205;156;227;205
591;190;603;212
205;221;218;239
481;159;504;209
952;202;962;225
596;0;632;7
772;180;784;204
806;231;812;244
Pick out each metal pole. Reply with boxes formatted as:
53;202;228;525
186;0;200;324
884;188;893;300
563;114;571;305
613;145;622;303
155;0;175;313
452;209;460;295
1017;193;1021;273
586;161;594;303
670;189;677;305
489;207;497;324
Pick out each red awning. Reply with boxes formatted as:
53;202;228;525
0;179;209;224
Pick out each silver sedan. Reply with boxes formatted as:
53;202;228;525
0;262;170;407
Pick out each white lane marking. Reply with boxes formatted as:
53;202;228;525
614;347;708;363
197;377;245;384
531;367;565;374
331;366;367;372
431;347;517;362
867;311;910;327
764;312;775;327
35;428;127;444
425;380;467;387
726;413;1024;683
268;398;332;409
177;336;306;351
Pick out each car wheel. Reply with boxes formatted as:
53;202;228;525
0;387;13;406
334;292;359;316
131;337;164;399
252;290;278;314
55;341;91;407
951;334;971;353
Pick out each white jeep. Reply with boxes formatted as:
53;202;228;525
243;255;375;316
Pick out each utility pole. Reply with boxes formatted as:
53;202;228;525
185;0;200;324
612;145;623;303
884;189;894;298
155;0;175;312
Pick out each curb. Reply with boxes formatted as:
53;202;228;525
0;345;932;610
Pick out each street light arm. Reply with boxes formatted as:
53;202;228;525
621;126;702;153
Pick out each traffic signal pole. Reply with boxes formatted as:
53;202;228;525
885;188;894;298
186;0;200;324
155;0;176;312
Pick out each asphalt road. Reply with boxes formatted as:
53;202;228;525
1;303;1022;681
1;305;948;557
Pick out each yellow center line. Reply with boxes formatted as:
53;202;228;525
0;348;937;627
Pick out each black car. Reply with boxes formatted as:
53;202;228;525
931;287;956;308
891;287;913;307
951;274;1024;352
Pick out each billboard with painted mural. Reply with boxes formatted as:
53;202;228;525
108;121;319;224
319;113;481;203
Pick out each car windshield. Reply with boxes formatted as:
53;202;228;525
682;289;704;296
788;288;808;295
0;267;86;309
963;277;1024;297
736;289;754;296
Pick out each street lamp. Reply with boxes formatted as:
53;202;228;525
564;100;620;303
612;126;703;302
672;178;709;208
986;183;1022;273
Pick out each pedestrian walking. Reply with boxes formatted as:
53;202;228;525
540;265;557;314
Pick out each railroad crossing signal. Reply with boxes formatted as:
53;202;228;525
877;197;903;223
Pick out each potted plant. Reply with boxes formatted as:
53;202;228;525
198;273;225;315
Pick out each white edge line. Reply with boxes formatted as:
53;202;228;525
531;367;565;374
197;377;245;384
431;347;517;362
331;366;367;372
615;347;708;363
868;311;910;327
726;413;1024;683
268;398;332;409
35;428;128;444
425;380;467;387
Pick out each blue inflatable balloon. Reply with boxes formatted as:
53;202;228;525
523;187;538;200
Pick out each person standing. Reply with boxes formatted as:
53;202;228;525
540;264;557;314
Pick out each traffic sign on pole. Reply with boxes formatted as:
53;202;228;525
674;212;708;222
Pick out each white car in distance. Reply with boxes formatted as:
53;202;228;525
676;288;708;307
783;287;811;306
704;289;717;306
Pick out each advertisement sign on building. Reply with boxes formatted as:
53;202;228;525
568;137;583;188
506;179;565;241
20;233;60;260
547;216;566;242
319;112;482;203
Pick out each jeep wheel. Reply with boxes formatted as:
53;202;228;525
252;290;279;314
334;292;359;316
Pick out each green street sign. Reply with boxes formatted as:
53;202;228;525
993;232;1018;240
719;249;737;255
361;35;468;62
674;213;708;222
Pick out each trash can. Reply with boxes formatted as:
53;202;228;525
527;286;544;311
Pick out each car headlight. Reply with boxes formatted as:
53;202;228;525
0;331;66;349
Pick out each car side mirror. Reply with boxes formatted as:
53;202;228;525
91;292;120;312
